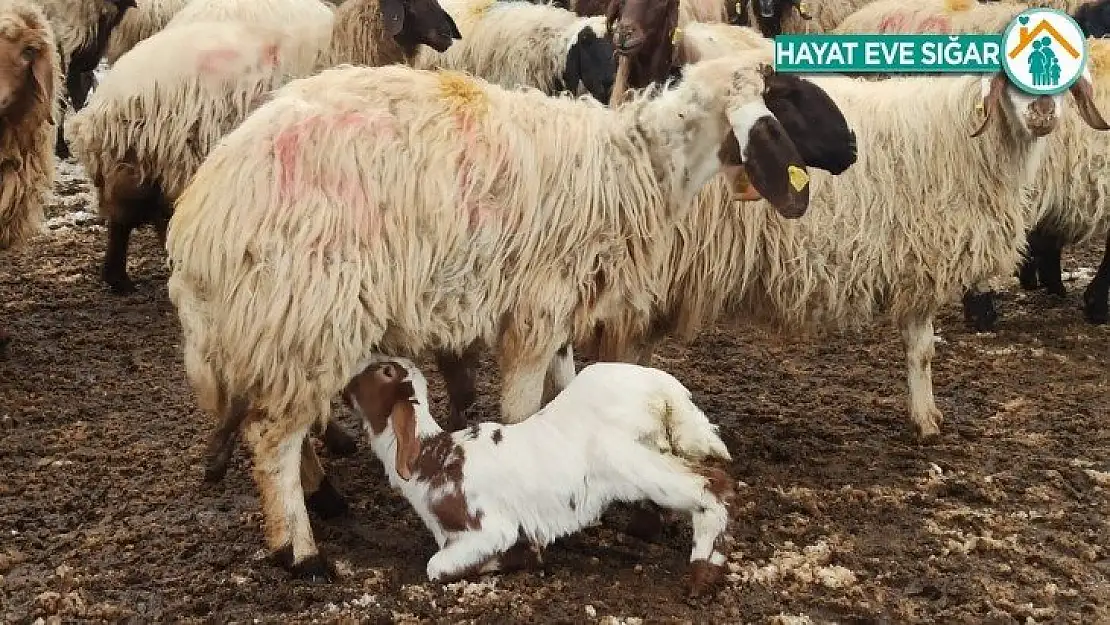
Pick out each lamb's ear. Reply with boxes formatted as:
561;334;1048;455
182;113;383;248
726;101;811;219
30;46;55;112
391;400;421;481
381;0;406;37
1068;69;1110;131
971;73;1007;138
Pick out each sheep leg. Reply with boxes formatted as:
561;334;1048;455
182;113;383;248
54;102;70;159
541;342;576;405
498;322;565;423
1030;228;1067;297
1082;231;1110;325
436;345;481;431
242;413;332;582
960;282;998;333
616;448;733;598
425;522;521;583
1017;238;1040;290
900;316;943;440
301;438;348;519
203;394;249;483
102;220;137;295
318;420;359;457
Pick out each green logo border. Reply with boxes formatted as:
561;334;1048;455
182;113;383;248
1001;8;1088;95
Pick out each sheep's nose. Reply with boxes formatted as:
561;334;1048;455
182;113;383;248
612;25;641;52
1026;96;1058;137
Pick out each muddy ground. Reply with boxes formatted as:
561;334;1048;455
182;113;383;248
0;159;1107;624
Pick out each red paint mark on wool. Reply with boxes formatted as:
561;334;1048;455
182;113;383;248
197;47;241;74
878;12;906;32
918;15;950;33
453;112;505;231
261;43;281;68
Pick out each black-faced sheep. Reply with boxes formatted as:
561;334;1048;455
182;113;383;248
0;0;58;353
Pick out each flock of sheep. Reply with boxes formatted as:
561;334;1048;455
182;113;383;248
1;0;1109;600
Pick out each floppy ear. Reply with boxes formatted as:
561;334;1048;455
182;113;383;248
445;12;462;39
30;46;55;114
971;73;1007;138
726;101;811;218
563;40;582;94
1068;71;1110;131
391;400;421;481
381;0;406;37
604;0;621;36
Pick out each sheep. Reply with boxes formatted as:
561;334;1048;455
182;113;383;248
834;0;1025;34
0;0;59;353
750;0;880;35
344;357;735;595
161;57;833;578
65;0;459;295
32;0;135;157
414;0;616;104
104;0;193;64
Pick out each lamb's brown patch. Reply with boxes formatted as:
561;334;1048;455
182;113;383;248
695;466;735;500
430;487;483;533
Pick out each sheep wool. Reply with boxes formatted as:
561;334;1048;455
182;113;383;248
65;20;318;203
321;0;434;67
780;0;880;33
834;0;1023;34
104;0;193;64
0;0;59;250
30;0;111;64
414;0;606;97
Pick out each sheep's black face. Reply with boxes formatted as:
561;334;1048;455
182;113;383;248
1074;0;1110;38
760;71;857;176
563;28;616;103
387;0;462;54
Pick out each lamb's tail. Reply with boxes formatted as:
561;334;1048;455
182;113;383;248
655;371;731;462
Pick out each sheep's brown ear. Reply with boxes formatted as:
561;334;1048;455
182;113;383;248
971;73;1007;138
726;102;810;219
30;46;55;113
391;400;421;481
381;0;406;37
1068;71;1110;131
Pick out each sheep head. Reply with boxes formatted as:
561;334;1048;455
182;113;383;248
381;0;462;54
0;3;54;122
606;0;679;57
343;360;422;480
751;0;810;37
563;25;616;103
972;71;1109;140
758;65;857;176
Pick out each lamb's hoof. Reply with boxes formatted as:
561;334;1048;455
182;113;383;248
686;559;725;599
1082;289;1108;325
961;291;998;332
305;477;349;519
321;422;358;457
291;555;335;584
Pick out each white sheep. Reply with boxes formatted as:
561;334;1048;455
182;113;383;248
343;356;734;596
0;0;60;350
834;0;1024;34
104;0;193;64
414;0;615;103
163;58;821;578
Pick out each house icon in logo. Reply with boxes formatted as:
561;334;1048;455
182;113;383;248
1001;9;1088;95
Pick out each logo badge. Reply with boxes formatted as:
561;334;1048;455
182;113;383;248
1001;8;1088;95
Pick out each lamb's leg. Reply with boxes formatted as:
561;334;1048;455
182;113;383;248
615;448;733;598
242;412;331;582
436;345;481;431
425;523;521;583
541;342;576;405
899;316;943;440
1082;231;1110;325
203;394;248;483
1030;227;1067;297
103;219;137;295
961;282;998;332
301;438;348;519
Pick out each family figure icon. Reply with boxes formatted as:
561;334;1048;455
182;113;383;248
1029;37;1062;86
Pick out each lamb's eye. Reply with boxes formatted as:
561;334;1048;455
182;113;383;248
20;46;35;62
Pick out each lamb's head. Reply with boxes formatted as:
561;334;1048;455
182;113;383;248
381;0;462;54
606;0;678;56
0;2;54;119
751;0;811;37
564;23;616;103
343;358;431;480
972;70;1109;140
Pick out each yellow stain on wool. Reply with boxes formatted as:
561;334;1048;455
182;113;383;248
943;0;973;12
469;0;496;18
1088;38;1110;79
788;165;809;192
437;71;489;116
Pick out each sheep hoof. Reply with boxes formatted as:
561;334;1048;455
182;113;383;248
961;290;998;332
104;273;136;295
913;416;942;442
305;477;349;519
686;560;724;599
290;554;335;584
1044;283;1067;298
1083;289;1108;325
321;422;358;456
202;455;230;483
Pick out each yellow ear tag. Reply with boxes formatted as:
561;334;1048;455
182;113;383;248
787;165;809;191
671;27;682;44
735;1;742;14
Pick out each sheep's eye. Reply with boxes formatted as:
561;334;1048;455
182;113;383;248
20;46;35;62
